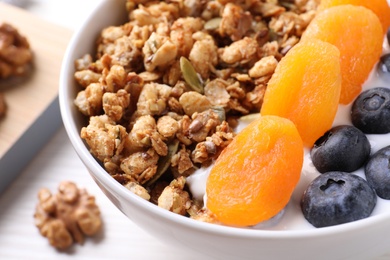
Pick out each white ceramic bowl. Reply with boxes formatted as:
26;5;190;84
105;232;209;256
59;0;390;259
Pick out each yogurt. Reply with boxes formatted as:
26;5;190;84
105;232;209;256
186;37;390;230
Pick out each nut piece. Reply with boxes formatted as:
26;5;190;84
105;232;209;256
0;92;6;118
0;23;33;79
34;181;102;250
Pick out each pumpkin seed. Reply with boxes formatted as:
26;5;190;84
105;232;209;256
180;56;204;94
279;0;297;11
145;139;180;186
269;29;278;41
212;106;226;122
204;17;222;30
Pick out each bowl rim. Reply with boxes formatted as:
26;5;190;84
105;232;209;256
58;0;390;240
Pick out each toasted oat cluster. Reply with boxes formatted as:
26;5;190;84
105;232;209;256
0;23;33;80
74;0;318;221
34;181;102;250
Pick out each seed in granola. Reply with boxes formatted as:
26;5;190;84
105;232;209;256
204;17;222;31
189;119;204;134
179;56;204;94
145;139;180;186
204;140;217;154
211;106;226;122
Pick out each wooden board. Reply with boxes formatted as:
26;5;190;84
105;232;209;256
0;2;73;191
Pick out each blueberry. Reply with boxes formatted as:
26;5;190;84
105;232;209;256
387;27;390;45
301;171;377;228
310;125;371;173
365;145;390;199
351;87;390;134
377;54;390;78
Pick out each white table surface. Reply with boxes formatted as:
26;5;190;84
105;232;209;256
0;1;389;259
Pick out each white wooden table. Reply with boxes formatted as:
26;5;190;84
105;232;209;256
0;1;389;259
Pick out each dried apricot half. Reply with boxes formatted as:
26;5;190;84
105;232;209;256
302;5;383;104
260;39;341;147
206;115;303;227
318;0;390;33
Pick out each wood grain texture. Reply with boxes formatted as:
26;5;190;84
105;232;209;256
0;2;72;157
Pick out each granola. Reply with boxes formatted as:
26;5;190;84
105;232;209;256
74;0;319;220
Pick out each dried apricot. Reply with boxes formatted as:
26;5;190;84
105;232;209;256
302;5;383;104
260;39;341;147
206;115;303;227
318;0;390;33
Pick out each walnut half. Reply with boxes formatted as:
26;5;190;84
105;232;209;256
0;23;33;80
34;181;102;250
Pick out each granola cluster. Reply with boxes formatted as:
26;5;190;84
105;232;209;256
74;0;319;222
34;181;102;250
0;23;33;80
